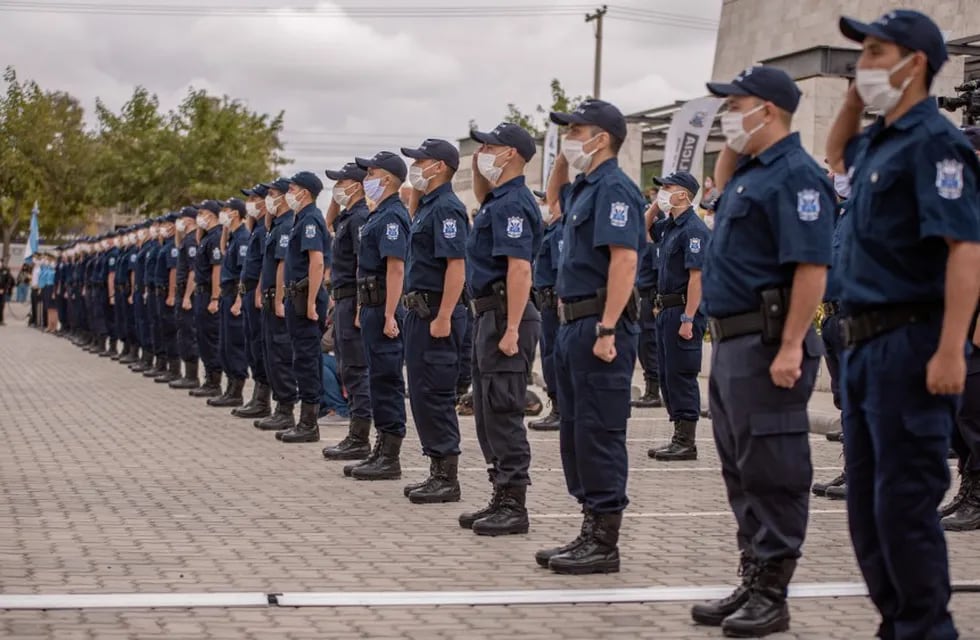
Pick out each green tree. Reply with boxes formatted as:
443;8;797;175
502;78;587;137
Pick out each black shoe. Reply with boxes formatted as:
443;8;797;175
472;485;529;536
208;378;245;407
408;456;461;504
404;458;436;497
700;407;712;419
233;382;272;419
942;473;980;532
812;472;845;497
548;512;620;574
97;338;115;357
278;402;321;443
168;360;200;389
323;417;372;461
825;483;847;500
130;351;153;372
351;433;402;480
529;394;560;431
190;370;222;397
631;380;664;408
343;435;382;477
459;471;500;529
650;421;698;461
140;354;163;376
154;357;182;384
825;431;843;442
536;510;594;568
720;558;795;637
253;402;295;431
118;344;139;364
940;471;973;517
692;553;759;626
524;390;543;417
456;391;474;416
104;339;119;359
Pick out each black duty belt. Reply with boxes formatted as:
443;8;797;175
332;284;357;301
195;284;209;295
470;293;504;316
708;311;765;342
287;278;310;297
155;285;168;294
840;302;943;349
638;287;657;302
654;293;686;310
220;283;238;297
558;296;602;324
357;278;385;307
534;287;558;311
240;279;259;294
821;301;840;318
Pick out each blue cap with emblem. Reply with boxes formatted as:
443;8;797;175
288;170;324;198
179;206;197;219
400;138;460;171
355;151;408;182
325;162;368;182
707;66;802;114
653;171;700;197
549;99;628;141
197;200;222;214
839;10;948;73
241;183;269;198
263;177;291;193
470;123;536;162
224;197;247;216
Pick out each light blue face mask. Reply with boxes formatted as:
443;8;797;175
363;177;385;202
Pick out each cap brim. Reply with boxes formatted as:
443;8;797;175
705;81;751;98
400;147;433;161
324;169;345;180
354;156;374;170
469;130;501;146
549;111;589;127
839;16;889;43
651;176;670;187
240;188;254;196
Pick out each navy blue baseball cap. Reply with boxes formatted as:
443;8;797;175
263;177;291;193
325;162;367;183
964;127;980;151
197;200;222;214
550;99;628;141
707;65;802;114
400;138;460;171
223;198;247;216
470;123;536;162
654;171;700;197
840;10;948;73
179;206;197;219
355;151;408;182
164;212;179;223
241;183;269;198
289;170;324;198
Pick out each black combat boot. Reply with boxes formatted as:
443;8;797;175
536;509;595;568
404;458;437;498
548;512;621;574
940;468;972;517
233;382;271;419
119;343;138;364
472;485;529;536
131;350;153;372
155;357;181;384
89;336;108;354
277;402;321;443
105;338;120;359
720;558;795;637
459;470;500;529
812;471;846;497
631;378;664;408
169;360;200;389
408;456;461;504
142;354;165;377
351;433;402;480
208;377;245;407
253;402;295;432
99;337;116;357
692;553;759;626
190;370;222;397
943;471;980;532
528;394;560;431
650;420;698;461
343;433;381;476
825;483;847;500
323;416;372;460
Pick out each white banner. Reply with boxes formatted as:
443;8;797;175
661;96;724;188
541;121;560;189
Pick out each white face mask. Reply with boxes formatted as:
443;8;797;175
284;192;300;211
218;211;231;226
245;202;257;218
855;55;914;114
160;226;172;238
409;163;435;192
833;173;852;199
332;185;352;208
477;152;506;184
656;189;679;213
562;134;601;172
149;227;160;239
176;219;187;233
363;177;385;202
265;195;280;214
196;214;208;228
138;229;148;241
721;103;766;154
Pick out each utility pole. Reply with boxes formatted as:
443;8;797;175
585;5;608;99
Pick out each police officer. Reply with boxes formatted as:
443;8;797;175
692;66;833;637
633;196;664;410
341;152;411;480
101;234;121;357
275;171;330;444
528;189;562;431
169;207;202;390
826;11;980;638
130;222;156;372
253;178;299;433
153;214;182;384
86;235;110;354
533;101;644;573
459;123;542;536
648;171;708;462
118;230;141;364
232;185;273;419
209;198;250;408
135;221;162;374
398;138;469;503
321;163;375;459
189;200;225;398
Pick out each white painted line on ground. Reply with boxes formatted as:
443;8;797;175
532;509;847;520
0;592;268;610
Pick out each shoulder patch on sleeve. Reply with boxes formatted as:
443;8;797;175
385;222;400;241
796;189;820;222
609;202;629;228
689;237;702;254
304;224;317;239
506;216;523;238
239;245;248;258
188;246;198;258
278;234;289;248
212;247;221;261
441;218;458;239
935;159;964;200
171;248;178;258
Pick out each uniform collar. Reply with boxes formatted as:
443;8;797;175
272;211;293;227
204;225;222;239
420;181;453;205
582;157;619;183
489;174;527;199
372;193;402;214
754;132;801;166
871;96;937;135
346;198;369;215
668;207;695;227
294;202;318;220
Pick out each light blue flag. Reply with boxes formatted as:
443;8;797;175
23;201;39;263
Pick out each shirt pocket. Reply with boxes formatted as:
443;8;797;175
713;195;751;252
855;168;917;246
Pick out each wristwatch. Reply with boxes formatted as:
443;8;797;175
680;313;695;324
595;323;616;338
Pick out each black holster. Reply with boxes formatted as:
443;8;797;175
760;287;790;345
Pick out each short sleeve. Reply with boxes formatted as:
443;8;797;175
592;183;643;251
208;240;223;266
490;197;536;262
771;165;834;266
914;134;980;242
274;228;289;261
682;226;708;270
166;246;179;269
299;220;325;253
378;215;408;261
433;206;468;260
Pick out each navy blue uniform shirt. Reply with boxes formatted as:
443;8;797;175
261;212;293;291
839;98;980;310
144;243;160;287
106;247;120;282
155;237;177;288
823;201;849;303
702;133;834;318
357;194;410;280
656;207;710;296
331;199;370;290
533;220;563;290
240;222;266;285
221;224;250;285
465;175;543;296
285;203;330;284
116;246;131;285
135;242;152;289
195;226;222;286
636;209;664;291
407;182;469;292
556;158;647;300
176;234;198;293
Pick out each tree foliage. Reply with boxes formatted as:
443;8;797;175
503;78;587;137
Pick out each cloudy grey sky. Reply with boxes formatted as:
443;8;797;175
0;0;722;176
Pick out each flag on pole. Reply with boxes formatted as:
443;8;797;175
23;201;40;263
541;121;560;190
661;97;724;204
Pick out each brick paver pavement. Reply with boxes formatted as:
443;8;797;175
1;322;979;639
